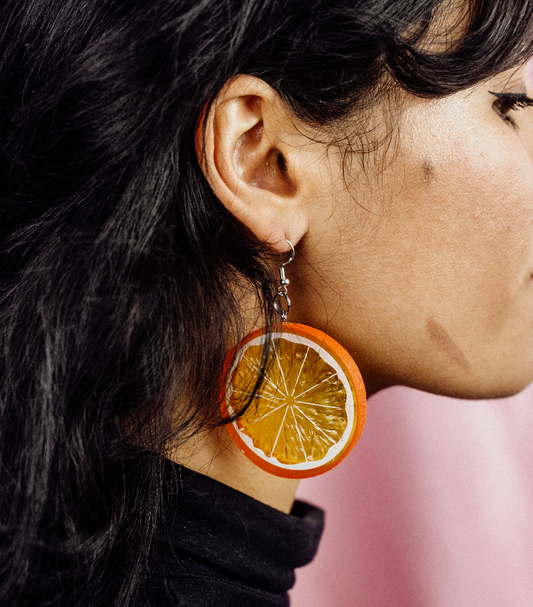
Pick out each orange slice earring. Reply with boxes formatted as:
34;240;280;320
221;241;366;478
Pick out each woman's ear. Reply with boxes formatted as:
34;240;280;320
197;75;310;252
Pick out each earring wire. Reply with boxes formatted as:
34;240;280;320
273;240;294;322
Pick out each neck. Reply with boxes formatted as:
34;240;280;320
169;426;300;514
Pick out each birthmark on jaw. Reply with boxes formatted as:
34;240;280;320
426;317;471;370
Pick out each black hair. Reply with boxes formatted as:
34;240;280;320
1;0;532;605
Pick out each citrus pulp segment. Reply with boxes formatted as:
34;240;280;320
221;323;366;478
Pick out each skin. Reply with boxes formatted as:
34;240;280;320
293;66;533;400
176;62;533;512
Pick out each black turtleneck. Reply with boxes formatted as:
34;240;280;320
137;461;324;606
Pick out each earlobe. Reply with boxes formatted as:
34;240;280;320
197;75;307;252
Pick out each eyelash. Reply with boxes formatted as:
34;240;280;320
489;91;533;128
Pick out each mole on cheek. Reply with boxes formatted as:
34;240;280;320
422;158;435;183
426;316;471;370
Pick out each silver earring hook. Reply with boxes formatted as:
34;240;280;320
273;240;294;322
281;240;295;268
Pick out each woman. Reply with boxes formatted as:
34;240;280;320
2;0;533;605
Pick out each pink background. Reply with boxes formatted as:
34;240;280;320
291;384;533;607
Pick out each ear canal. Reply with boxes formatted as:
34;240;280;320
276;151;287;173
275;151;296;194
263;149;297;196
243;146;296;197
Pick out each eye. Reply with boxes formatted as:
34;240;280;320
489;91;533;128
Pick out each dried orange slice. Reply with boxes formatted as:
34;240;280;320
221;323;366;478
